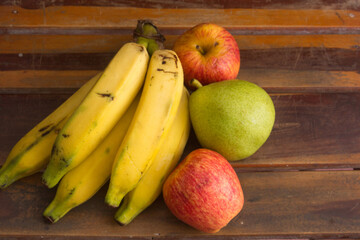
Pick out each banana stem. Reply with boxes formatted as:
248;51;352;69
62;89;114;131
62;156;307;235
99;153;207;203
133;20;165;56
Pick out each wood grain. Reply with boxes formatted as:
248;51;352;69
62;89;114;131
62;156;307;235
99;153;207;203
1;69;360;94
1;34;359;54
1;0;359;10
0;70;100;89
1;92;359;169
0;47;358;71
1;170;360;238
0;6;359;35
238;69;360;93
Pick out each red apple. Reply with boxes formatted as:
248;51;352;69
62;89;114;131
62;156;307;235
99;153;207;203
162;148;244;233
173;23;240;88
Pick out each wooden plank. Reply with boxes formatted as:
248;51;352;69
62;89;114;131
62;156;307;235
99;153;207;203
1;0;359;10
1;69;360;93
0;47;358;71
238;69;360;93
0;70;100;90
0;53;114;70
240;48;360;71
0;35;132;54
0;6;359;35
0;170;360;238
1;34;359;54
1;92;359;169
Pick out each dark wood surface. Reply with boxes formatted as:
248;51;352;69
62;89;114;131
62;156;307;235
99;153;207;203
1;170;360;239
1;0;360;239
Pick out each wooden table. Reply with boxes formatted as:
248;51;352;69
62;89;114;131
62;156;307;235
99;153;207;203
1;1;360;239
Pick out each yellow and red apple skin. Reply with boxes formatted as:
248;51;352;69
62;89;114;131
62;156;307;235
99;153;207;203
162;148;244;233
173;23;240;88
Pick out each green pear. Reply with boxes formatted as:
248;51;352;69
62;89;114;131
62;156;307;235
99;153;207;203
189;79;275;161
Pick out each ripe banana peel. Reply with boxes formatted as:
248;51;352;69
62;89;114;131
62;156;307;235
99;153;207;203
0;73;101;189
43;94;140;223
42;42;149;188
115;87;190;225
105;49;184;207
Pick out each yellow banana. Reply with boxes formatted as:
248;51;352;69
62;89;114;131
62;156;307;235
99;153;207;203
0;73;101;189
115;88;190;225
42;43;149;188
43;94;140;223
105;49;184;207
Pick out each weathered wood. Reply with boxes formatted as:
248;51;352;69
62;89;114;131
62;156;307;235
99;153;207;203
1;0;360;10
0;171;360;239
0;6;359;35
1;69;360;94
238;69;360;93
1;34;359;54
0;53;113;70
1;92;359;169
0;70;100;90
0;47;358;71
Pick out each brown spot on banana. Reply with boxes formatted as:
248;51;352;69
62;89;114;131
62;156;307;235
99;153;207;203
40;124;58;137
156;68;178;77
96;92;114;101
159;53;178;68
38;124;53;132
69;187;76;195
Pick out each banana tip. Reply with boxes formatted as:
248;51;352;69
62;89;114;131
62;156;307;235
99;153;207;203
0;180;10;189
41;177;55;189
0;181;6;189
106;202;119;208
0;175;9;189
41;178;50;188
105;196;121;208
115;220;126;226
43;214;57;224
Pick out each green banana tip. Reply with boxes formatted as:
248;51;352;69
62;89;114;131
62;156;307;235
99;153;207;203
42;169;61;188
105;199;119;208
43;214;57;224
0;175;10;189
115;218;127;226
41;177;55;189
114;213;132;226
105;195;122;208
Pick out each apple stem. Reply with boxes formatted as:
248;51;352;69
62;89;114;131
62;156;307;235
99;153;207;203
133;20;165;56
189;79;203;89
196;45;205;55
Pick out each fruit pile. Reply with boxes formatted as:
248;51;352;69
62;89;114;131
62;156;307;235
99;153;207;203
0;20;275;233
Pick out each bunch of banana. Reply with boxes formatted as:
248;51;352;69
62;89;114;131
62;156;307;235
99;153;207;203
1;20;191;225
43;93;141;223
43;87;189;223
42;42;150;188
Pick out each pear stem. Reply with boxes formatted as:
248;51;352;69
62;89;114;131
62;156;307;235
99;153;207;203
189;79;203;90
133;20;165;56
